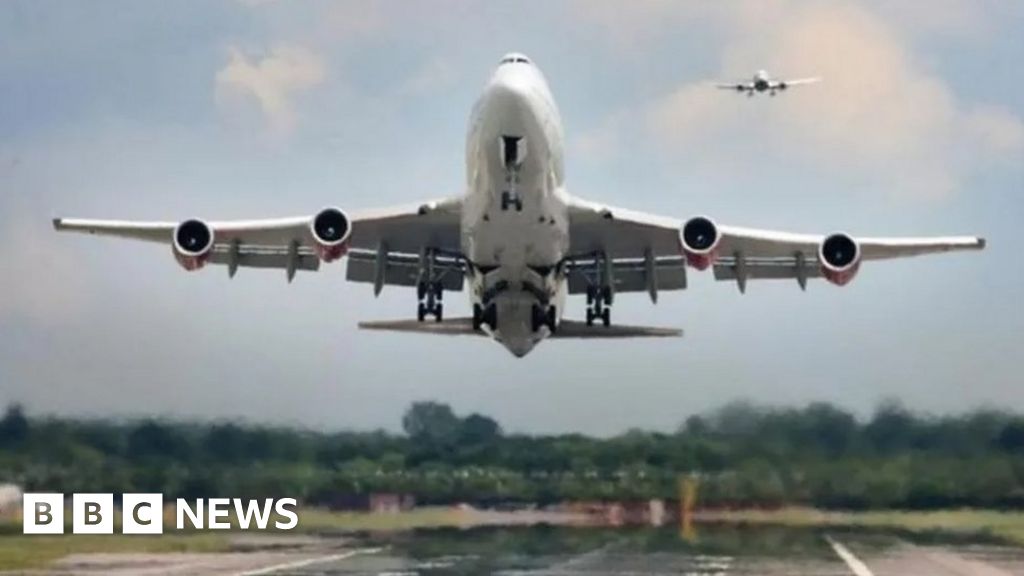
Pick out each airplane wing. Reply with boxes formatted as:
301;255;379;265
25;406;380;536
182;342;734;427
775;77;821;89
567;197;985;296
715;82;749;91
52;197;464;287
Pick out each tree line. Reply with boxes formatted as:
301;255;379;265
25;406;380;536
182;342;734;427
2;400;1024;510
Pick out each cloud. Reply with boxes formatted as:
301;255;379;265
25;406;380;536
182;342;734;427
215;45;326;136
577;1;1022;200
401;57;458;96
0;208;88;326
963;106;1024;155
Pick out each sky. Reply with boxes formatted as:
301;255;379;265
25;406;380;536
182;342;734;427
1;0;1022;436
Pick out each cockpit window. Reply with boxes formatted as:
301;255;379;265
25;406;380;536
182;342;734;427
499;54;531;65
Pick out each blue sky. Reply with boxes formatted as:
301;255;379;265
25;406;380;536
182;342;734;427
1;0;1021;435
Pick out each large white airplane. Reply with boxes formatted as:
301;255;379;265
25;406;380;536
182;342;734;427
54;53;984;357
716;69;820;97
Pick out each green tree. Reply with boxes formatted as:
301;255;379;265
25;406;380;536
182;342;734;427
0;404;29;447
402;401;461;445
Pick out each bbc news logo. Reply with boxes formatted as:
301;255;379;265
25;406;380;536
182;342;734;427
23;493;298;534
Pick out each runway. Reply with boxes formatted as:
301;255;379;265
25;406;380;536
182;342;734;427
287;537;1024;575
32;527;1024;575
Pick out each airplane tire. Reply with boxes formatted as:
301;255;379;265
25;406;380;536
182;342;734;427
530;305;543;332
601;307;611;327
434;303;443;322
586;308;595;327
417;302;427;322
472;304;483;330
483;304;497;329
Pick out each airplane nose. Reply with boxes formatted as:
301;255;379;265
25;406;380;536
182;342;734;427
485;75;533;111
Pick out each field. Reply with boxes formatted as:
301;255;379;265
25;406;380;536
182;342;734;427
5;507;1024;571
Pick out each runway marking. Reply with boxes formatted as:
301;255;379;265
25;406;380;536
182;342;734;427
825;535;875;576
235;547;383;576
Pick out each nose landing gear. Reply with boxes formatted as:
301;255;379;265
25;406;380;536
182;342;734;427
501;190;523;212
499;135;525;212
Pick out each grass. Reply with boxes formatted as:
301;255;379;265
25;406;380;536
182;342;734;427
297;506;466;532
0;531;229;571
695;507;1024;545
5;506;1024;571
0;506;465;571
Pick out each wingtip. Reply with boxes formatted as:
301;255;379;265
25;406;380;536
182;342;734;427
977;237;987;249
52;217;63;230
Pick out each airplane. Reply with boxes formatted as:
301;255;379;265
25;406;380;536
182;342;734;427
54;52;984;358
716;69;820;96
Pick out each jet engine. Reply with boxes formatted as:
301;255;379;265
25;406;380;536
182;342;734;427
818;232;861;286
173;219;214;271
681;216;721;270
310;207;352;262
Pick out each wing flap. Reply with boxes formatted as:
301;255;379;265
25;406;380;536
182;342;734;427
209;247;321;272
346;251;464;291
567;257;687;294
713;257;821;282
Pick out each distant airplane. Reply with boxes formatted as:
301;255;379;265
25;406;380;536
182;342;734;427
54;53;983;357
716;69;820;96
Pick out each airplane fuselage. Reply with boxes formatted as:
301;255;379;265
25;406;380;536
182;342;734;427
461;54;569;356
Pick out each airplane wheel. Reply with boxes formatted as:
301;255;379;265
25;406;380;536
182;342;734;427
515;198;523;212
417;302;427;322
434;303;443;322
501;192;511;211
472;304;483;330
546;305;557;332
530;305;544;332
586;308;595;327
601;307;611;327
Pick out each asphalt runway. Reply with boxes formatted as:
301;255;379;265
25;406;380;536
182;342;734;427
287;538;1024;575
32;527;1024;575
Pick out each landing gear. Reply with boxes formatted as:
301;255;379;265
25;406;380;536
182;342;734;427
416;248;447;323
585;285;612;307
473;303;497;331
531;304;557;333
499;135;525;212
501;190;523;212
585;284;613;327
416;282;444;322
